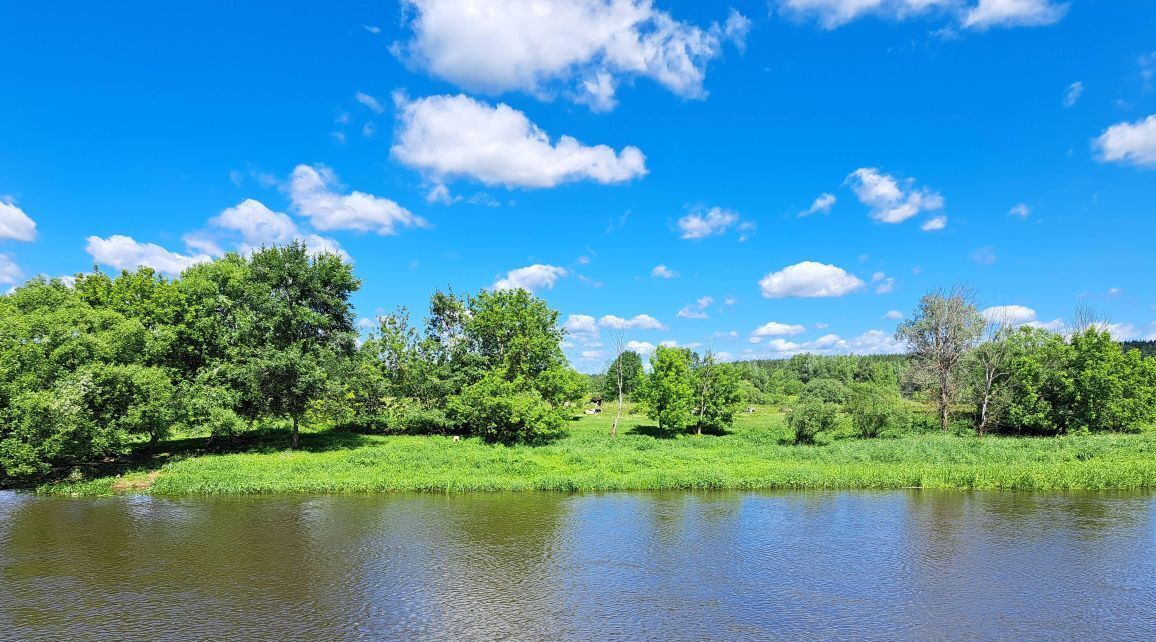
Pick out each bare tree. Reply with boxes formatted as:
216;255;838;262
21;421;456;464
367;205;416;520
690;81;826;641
1071;300;1105;335
896;285;986;432
694;349;716;437
971;311;1015;436
607;327;626;439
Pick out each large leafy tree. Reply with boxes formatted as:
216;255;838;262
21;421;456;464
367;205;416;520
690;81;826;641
692;355;743;435
239;243;360;448
0;279;176;478
639;346;695;433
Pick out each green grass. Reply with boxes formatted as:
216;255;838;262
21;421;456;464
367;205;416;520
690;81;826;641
37;406;1156;496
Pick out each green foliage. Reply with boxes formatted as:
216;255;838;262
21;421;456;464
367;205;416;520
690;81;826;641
240;244;359;446
638;346;696;433
0;279;181;478
339;287;583;443
692;358;744;433
601;350;645;401
997;327;1156;435
730;354;906;405
800;378;851;406
787;399;839;445
449;374;566;444
1066;329;1156;432
848;383;907;439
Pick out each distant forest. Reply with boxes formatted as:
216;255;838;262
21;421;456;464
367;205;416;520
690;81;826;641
1123;341;1156;358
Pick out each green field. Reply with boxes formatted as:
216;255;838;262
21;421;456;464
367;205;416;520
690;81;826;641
38;405;1156;496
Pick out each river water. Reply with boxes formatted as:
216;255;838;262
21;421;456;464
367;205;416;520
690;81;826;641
1;490;1154;641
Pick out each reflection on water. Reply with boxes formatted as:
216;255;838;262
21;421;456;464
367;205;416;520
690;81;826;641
1;490;1154;641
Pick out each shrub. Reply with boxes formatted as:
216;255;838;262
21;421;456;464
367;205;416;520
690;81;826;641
449;375;566;444
848;383;907;439
787;399;839;445
340;401;452;435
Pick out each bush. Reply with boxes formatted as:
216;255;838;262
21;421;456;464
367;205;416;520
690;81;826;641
848;383;907;439
800;378;851;406
787;399;839;445
339;401;452;435
449;375;566;444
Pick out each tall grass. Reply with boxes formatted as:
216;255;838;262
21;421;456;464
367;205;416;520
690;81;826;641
39;406;1156;496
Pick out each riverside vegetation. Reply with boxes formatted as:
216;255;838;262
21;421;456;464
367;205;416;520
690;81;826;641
3;244;1155;495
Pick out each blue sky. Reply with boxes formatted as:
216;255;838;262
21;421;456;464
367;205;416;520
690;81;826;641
1;0;1154;371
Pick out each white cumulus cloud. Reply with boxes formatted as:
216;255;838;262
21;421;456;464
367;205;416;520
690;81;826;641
0;201;37;242
651;264;679;279
85;235;210;276
289;164;427;235
397;0;748;111
921;216;948;231
392;93;647;189
625;340;656;354
982;304;1037;325
752;321;807;337
206;198;346;258
1095;115;1156;168
759;261;865;298
847;167;944;227
564;314;599;336
493;264;569;292
676;296;714;319
677;206;741;239
964;0;1069;30
599;314;666;330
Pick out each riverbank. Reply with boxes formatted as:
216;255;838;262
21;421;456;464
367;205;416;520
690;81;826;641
36;408;1156;495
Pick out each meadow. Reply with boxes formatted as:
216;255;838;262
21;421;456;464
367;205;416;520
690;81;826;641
41;404;1156;496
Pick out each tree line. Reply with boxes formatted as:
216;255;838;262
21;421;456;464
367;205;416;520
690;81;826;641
0;243;592;481
3;246;1155;482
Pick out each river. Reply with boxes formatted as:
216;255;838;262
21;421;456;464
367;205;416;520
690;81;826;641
2;490;1154;641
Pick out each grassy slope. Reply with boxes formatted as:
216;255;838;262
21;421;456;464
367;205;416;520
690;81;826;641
40;406;1156;496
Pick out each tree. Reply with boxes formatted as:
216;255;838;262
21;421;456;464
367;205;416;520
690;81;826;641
602;344;644;438
638;346;695;433
0;279;177;478
1066;328;1156;432
692;357;743;434
896;286;985;432
241;243;359;448
999;327;1073;435
968;322;1016;436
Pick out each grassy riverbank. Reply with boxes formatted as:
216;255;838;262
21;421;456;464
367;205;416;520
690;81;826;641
35;405;1156;496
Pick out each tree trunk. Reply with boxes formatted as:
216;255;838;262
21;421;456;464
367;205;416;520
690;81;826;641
939;370;950;432
612;361;623;439
291;415;300;449
977;371;994;437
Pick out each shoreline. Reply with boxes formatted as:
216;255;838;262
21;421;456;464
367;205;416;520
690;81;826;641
29;411;1156;497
